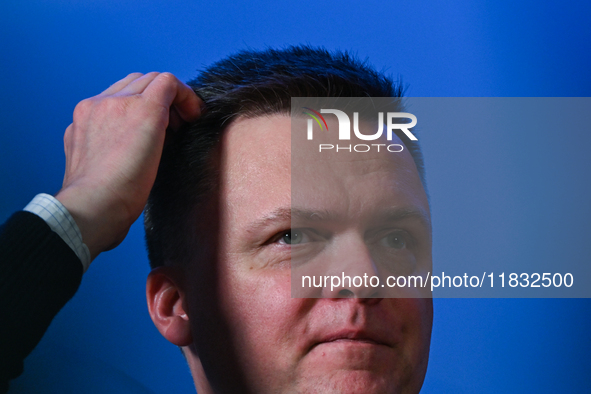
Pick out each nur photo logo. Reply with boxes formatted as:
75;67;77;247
302;107;418;153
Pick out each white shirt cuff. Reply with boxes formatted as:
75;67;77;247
24;193;91;273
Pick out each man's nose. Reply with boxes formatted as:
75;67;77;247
320;235;383;299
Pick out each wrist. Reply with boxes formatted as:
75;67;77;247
55;185;135;260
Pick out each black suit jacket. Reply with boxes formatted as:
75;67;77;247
0;211;82;394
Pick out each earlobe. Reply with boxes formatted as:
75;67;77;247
146;266;193;346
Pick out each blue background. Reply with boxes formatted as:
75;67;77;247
1;0;590;393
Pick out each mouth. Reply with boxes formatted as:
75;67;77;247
309;330;393;353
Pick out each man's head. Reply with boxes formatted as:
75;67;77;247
144;46;432;394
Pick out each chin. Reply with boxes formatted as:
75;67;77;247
293;369;418;394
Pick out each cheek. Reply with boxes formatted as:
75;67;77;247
225;271;293;330
398;298;433;376
219;268;312;386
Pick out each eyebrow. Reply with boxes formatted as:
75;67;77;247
246;206;430;234
246;207;327;235
373;207;431;227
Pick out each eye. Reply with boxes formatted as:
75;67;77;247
273;228;328;246
380;232;407;249
279;229;308;245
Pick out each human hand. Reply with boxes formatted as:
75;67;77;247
55;72;203;260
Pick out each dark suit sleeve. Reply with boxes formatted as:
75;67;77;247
0;211;83;394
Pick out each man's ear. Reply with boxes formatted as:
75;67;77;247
146;266;192;346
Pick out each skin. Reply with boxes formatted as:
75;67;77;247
54;73;432;393
55;72;203;259
147;115;433;393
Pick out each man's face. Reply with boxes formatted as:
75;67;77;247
182;115;433;394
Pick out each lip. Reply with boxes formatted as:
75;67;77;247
309;329;393;353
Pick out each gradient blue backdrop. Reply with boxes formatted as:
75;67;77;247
1;1;590;393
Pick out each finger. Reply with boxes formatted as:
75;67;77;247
98;73;144;96
143;73;203;122
115;72;161;96
172;81;204;123
168;106;183;131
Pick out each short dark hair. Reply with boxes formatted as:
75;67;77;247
144;45;426;269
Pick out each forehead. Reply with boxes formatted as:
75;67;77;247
219;115;292;205
218;114;428;229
